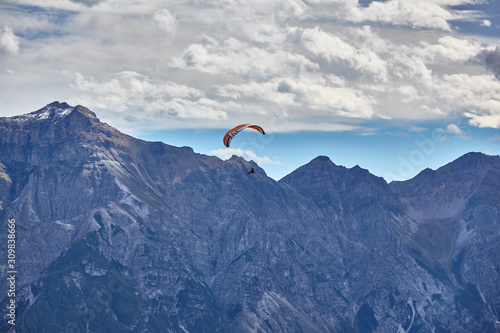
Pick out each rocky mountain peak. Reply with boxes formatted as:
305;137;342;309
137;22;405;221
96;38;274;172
442;151;500;173
6;101;98;126
389;152;500;233
227;154;251;164
391;152;500;197
281;155;340;180
0;102;108;149
281;155;386;191
310;155;334;164
41;100;71;110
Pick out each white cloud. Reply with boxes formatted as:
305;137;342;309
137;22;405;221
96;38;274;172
218;73;376;119
71;72;228;122
444;124;463;134
465;112;500;129
414;36;481;63
210;148;244;160
1;0;499;134
298;0;469;30
300;27;388;81
171;37;318;79
210;148;281;165
347;0;466;30
397;85;420;103
0;26;20;54
238;21;287;45
435;123;470;139
152;9;178;34
434;74;500;115
481;19;491;27
244;150;281;165
266;121;359;133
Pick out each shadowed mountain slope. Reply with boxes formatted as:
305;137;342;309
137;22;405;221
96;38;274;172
0;102;498;332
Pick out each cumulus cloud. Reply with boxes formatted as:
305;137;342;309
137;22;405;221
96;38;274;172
71;72;228;123
352;1;454;30
443;124;463;135
267;121;359;132
218;73;376;119
465;112;500;129
0;26;20;54
245;150;281;165
153;9;178;34
1;0;499;133
414;36;481;63
345;0;484;30
300;27;388;81
436;74;500;115
435;123;470;139
171;36;318;79
210;148;244;160
481;19;491;27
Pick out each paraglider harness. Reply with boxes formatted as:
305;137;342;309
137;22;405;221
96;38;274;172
248;167;255;174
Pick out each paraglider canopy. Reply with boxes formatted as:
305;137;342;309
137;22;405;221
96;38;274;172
223;124;265;147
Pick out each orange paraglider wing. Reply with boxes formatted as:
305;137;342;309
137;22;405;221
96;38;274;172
223;124;265;147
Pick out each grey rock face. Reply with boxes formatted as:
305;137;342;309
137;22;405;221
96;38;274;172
390;152;500;332
0;102;498;332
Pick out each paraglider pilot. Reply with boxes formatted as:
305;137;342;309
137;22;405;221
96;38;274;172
248;167;255;174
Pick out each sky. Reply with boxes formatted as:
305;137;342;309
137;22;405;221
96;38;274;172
1;0;500;181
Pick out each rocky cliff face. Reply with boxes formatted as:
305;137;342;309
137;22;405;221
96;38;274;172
390;153;500;332
0;102;498;332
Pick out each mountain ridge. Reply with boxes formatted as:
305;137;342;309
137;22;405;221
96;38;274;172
4;102;499;184
0;102;499;332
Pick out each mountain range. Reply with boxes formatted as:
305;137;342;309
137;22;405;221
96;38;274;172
0;102;499;332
